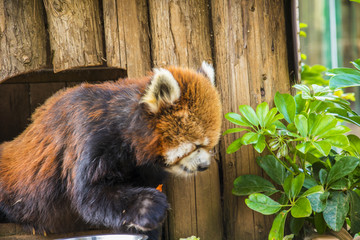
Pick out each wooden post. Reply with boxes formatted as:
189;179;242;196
211;0;292;239
0;0;47;83
149;1;223;239
103;0;151;78
43;0;104;72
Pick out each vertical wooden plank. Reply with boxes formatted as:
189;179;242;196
43;0;104;72
29;82;66;113
103;0;151;78
149;1;223;240
211;0;292;239
0;84;30;142
0;0;47;83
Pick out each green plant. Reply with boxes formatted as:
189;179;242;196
224;64;360;239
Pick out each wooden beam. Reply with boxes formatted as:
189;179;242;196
211;0;292;239
149;1;223;239
103;0;151;78
0;0;48;83
43;0;104;72
3;68;126;84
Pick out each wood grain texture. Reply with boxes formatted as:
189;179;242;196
103;0;151;78
43;0;103;72
211;0;291;239
0;0;47;83
149;0;212;68
0;84;30;142
29;82;66;113
149;1;223;239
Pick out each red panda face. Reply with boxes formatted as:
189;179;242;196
141;62;222;176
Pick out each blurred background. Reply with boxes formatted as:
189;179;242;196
299;0;360;127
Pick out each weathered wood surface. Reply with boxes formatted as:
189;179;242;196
149;0;212;68
42;0;104;72
103;0;151;78
149;1;223;240
0;0;296;239
0;0;47;83
212;0;291;239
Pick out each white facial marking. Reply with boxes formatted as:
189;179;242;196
168;148;211;176
165;143;195;164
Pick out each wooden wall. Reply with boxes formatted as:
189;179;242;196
0;0;296;239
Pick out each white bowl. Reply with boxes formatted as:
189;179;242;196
56;234;148;240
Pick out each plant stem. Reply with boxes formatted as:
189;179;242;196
265;143;296;175
285;155;300;174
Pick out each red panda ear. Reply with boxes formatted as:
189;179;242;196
140;68;181;113
197;61;215;85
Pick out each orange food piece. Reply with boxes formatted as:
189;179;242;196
156;184;163;192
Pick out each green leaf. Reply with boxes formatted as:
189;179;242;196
223;128;249;135
291;173;305;198
232;175;278;196
314;213;327;234
329;178;348;190
301;185;324;198
293;84;310;95
303;175;318;189
268;211;288;240
326;156;360;185
323;135;350;149
327;68;360;76
351;59;360;70
226;138;243;154
253;135;266;153
319;169;328;185
264;108;278;127
309;115;337;137
239;105;259;126
308;192;329;213
329;74;360;89
296;142;312;154
256;102;269;127
312;141;331;157
241;132;259;145
346;134;360;157
317;125;351;138
294;94;307;114
225;112;252;127
283;173;305;199
256;155;286;185
289;216;305;236
294;114;308;137
323;191;349;231
274;92;296;123
283;174;293;199
348;190;360;233
328;110;360;127
291;197;312;218
245;193;281;215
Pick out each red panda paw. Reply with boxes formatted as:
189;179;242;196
124;188;169;231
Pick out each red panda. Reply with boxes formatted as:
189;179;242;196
0;62;222;239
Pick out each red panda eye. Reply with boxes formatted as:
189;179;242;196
209;149;216;156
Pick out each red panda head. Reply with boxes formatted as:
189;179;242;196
140;62;222;176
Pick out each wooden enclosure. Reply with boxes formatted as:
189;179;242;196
0;0;298;239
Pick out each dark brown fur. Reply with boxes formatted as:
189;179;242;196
0;65;222;239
